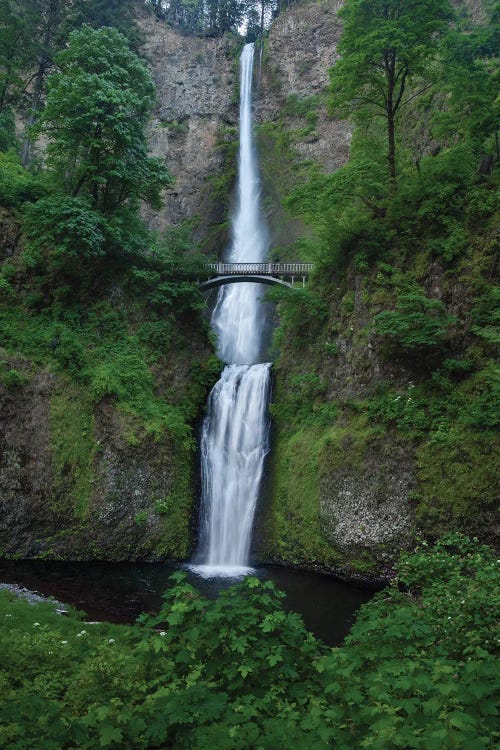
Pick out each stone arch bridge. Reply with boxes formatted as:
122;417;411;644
197;262;314;290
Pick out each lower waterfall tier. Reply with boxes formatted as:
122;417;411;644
195;363;271;573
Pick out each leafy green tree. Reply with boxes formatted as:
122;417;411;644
374;290;458;352
0;0;39;114
434;15;499;159
329;0;453;187
35;25;171;215
68;0;142;48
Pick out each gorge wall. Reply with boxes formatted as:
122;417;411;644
0;0;495;573
251;0;497;577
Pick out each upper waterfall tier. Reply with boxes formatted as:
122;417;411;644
210;43;270;366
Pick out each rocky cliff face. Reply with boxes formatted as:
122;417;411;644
0;338;210;561
138;13;239;238
258;0;350;174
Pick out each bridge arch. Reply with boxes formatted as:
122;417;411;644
197;262;314;291
199;274;294;291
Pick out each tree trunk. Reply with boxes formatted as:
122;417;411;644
21;0;61;166
20;58;47;166
385;52;397;191
387;107;397;190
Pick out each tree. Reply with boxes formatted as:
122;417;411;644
434;10;499;161
68;0;142;48
0;0;39;114
329;0;453;188
19;0;67;166
35;25;171;215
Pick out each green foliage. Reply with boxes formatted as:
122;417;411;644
35;25;171;214
471;287;500;347
267;286;328;352
153;440;197;558
134;510;148;527
264;424;344;567
154;498;170;515
366;384;428;438
416;427;499;536
0;297;210;444
49;384;96;516
0;359;29;388
146;0;277;38
69;0;143;48
0;0;40;113
283;93;319;132
315;536;499;749
374;291;457;351
270;370;337;431
433;23;499;146
329;0;453;183
23;196;107;267
0;150;44;207
0;538;497;749
0;107;16;151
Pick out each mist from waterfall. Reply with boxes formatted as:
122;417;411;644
192;43;272;577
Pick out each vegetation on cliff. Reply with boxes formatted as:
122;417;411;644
146;0;283;39
0;17;219;559
260;0;498;569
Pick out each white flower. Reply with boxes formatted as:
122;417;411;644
61;640;68;644
108;639;115;644
76;630;87;637
33;622;40;627
159;631;166;637
5;614;11;617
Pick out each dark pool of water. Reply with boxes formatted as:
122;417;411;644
0;559;374;645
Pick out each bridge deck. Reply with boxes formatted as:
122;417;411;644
205;262;314;277
163;261;314;289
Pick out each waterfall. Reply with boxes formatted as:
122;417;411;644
192;43;271;577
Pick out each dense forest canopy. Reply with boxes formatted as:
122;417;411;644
145;0;283;37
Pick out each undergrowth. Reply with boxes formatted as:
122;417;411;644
0;537;497;749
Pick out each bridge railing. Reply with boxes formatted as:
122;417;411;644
204;262;314;276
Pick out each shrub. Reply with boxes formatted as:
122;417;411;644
374;291;457;351
0;538;497;749
23;196;107;270
134;511;148;527
0;151;44;207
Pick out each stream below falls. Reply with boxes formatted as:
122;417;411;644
0;560;373;646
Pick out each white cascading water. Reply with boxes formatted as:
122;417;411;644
193;43;271;577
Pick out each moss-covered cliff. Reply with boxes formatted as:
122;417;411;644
0;208;221;559
252;0;498;576
0;13;228;561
